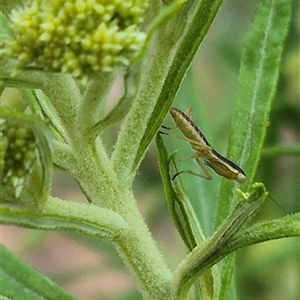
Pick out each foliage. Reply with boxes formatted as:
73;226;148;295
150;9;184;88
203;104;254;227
0;0;299;299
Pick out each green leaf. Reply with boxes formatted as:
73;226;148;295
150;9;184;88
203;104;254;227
217;0;293;224
156;133;214;299
214;0;293;298
170;70;221;237
0;108;53;204
91;66;139;134
228;212;300;249
0;244;78;300
0;197;127;240
156;133;205;249
132;0;225;175
23;89;69;141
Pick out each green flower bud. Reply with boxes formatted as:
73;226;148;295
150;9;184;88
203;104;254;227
3;0;149;81
0;116;37;197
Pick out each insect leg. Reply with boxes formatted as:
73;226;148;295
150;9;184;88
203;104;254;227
194;157;213;180
158;124;178;134
172;168;212;181
172;156;213;180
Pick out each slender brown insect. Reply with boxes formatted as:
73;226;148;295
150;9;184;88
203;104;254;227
165;107;246;183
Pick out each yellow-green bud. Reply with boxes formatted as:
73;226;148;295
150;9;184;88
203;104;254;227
3;0;149;81
1;117;37;197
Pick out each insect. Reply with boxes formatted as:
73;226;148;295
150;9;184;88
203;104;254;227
163;107;246;183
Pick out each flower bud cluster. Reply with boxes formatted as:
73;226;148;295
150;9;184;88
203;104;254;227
3;0;149;81
0;117;37;197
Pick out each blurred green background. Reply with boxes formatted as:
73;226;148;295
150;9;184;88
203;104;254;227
1;0;299;299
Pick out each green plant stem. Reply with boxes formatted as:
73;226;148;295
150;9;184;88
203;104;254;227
48;189;174;299
78;71;119;135
52;140;75;172
113;190;173;299
68;137;118;205
57;136;174;298
24;39;176;298
262;145;300;156
23;72;81;133
2;192;174;298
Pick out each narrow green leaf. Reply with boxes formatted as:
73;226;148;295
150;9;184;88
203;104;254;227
0;197;127;240
31;124;53;199
156;133;214;299
227;212;300;249
132;0;225;176
214;1;293;298
29;89;69;141
208;213;300;276
171;70;221;237
156;133;205;248
217;0;293;225
0;245;78;300
92;65;140;134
